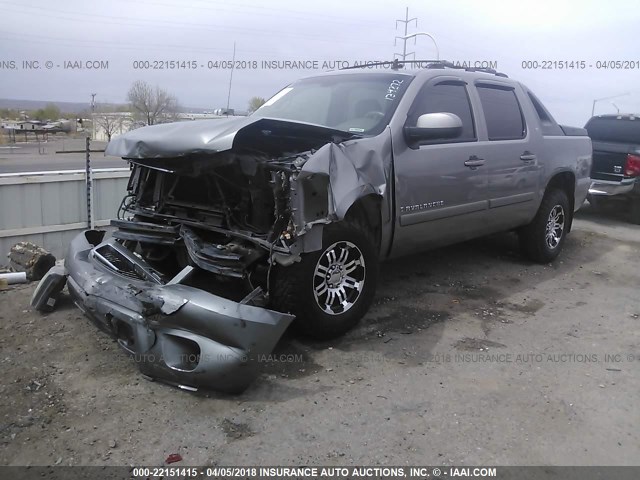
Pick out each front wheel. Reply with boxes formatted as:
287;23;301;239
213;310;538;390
270;220;378;339
519;189;570;263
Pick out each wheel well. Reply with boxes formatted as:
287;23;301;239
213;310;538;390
545;171;575;231
344;195;382;248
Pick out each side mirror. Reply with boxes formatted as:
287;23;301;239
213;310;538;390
404;112;463;146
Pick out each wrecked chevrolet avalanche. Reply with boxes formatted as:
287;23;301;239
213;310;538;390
32;64;592;392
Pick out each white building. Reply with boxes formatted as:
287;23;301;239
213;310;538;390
91;112;133;142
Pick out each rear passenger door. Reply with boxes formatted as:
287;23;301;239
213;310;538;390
471;83;541;230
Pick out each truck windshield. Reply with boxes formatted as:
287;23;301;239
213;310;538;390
253;73;413;136
585;116;640;144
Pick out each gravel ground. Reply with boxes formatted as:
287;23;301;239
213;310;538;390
1;203;638;466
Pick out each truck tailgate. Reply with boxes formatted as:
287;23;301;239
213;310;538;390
590;141;635;182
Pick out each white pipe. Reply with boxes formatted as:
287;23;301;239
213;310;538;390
0;167;129;178
0;272;28;284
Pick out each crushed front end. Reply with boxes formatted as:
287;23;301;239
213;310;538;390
29;121;343;393
32;229;294;393
31;117;388;392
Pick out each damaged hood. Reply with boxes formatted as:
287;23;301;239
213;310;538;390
105;116;357;159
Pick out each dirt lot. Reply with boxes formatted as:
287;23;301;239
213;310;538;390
1;203;638;466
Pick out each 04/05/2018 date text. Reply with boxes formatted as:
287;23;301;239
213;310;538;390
521;60;640;70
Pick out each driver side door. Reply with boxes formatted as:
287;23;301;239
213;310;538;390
391;77;490;256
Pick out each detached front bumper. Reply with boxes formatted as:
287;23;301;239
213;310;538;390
31;230;294;393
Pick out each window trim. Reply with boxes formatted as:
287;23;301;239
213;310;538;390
406;79;478;146
475;83;527;141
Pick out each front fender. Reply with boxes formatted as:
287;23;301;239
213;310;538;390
290;134;391;253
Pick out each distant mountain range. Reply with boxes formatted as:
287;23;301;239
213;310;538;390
0;98;212;114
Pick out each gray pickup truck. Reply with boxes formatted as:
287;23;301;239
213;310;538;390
32;63;592;392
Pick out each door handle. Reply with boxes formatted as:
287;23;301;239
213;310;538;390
464;156;485;168
520;152;537;161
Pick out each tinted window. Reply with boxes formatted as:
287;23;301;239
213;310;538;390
527;92;551;123
526;91;563;136
585;117;640;144
477;85;525;140
409;82;476;141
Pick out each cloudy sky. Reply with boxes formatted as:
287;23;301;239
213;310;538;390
1;0;639;125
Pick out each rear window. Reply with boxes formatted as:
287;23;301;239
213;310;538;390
477;85;526;140
585;117;640;144
526;91;563;136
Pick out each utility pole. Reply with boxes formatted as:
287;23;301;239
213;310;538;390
397;33;440;61
90;93;97;140
591;92;630;116
85;135;94;229
226;42;236;116
395;7;417;61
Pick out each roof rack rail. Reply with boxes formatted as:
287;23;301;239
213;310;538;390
338;59;414;70
339;59;508;78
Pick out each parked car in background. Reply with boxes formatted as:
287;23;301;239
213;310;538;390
585;114;640;224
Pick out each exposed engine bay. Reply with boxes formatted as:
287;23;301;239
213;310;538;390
109;118;370;304
116;153;305;298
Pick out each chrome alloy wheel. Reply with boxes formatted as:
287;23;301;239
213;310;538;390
545;205;565;249
312;241;366;315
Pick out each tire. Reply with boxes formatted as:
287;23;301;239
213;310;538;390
630;197;640;225
519;189;570;263
270;218;379;339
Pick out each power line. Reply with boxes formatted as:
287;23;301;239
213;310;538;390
184;0;381;24
0;30;271;55
0;3;393;47
108;0;383;27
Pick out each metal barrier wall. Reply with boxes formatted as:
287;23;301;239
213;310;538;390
0;168;130;263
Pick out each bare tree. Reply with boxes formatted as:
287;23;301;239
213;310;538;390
248;96;266;113
94;113;122;141
127;80;179;126
94;105;130;141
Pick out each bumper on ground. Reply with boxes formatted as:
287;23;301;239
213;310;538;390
31;230;294;393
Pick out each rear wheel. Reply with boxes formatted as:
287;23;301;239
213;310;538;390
519;189;570;263
270;219;378;339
